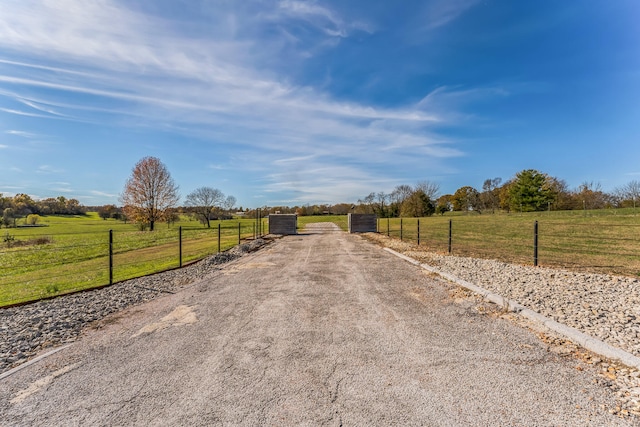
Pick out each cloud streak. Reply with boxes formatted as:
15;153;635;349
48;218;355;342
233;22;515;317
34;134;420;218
0;0;466;204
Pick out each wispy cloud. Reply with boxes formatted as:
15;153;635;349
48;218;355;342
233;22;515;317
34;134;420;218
0;144;7;149
422;0;481;30
18;98;67;117
275;0;372;37
89;190;117;198
36;165;64;174
0;0;467;204
5;130;38;138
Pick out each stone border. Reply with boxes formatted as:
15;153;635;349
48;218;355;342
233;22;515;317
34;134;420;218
383;247;640;370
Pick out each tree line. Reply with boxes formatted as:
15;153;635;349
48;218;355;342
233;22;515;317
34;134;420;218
1;194;85;227
354;169;640;218
1;157;239;231
3;164;640;230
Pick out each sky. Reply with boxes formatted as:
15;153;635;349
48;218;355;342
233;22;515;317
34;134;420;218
0;0;639;208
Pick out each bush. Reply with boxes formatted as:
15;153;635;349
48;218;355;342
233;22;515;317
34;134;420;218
26;214;41;225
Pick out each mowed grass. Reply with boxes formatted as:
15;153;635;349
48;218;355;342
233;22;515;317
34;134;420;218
0;213;265;306
380;208;640;276
3;209;639;307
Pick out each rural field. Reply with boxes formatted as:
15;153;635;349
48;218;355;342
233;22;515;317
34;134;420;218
1;209;639;307
0;213;269;307
380;208;640;277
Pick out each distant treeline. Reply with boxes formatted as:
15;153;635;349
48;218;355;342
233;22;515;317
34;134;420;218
2;169;639;227
1;194;86;227
350;169;640;218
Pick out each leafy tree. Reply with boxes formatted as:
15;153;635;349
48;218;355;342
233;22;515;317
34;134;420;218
330;203;352;215
452;186;480;212
185;187;225;228
435;195;452;215
571;182;609;210
546;177;572;210
13;193;37;217
508;169;555;212
356;193;376;214
0;193;9;210
498;180;514;211
400;190;435;217
120;156;179;231
2;208;14;228
26;214;41;225
389;185;413;217
98;204;118;220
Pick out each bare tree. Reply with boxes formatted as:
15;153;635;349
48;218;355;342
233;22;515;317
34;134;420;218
390;185;413;205
415;181;440;200
616;180;640;209
185;187;225;228
120;157;179;231
480;177;502;213
224;195;237;213
389;185;413;216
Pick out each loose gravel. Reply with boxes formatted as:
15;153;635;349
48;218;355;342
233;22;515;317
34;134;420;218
363;232;640;418
4;230;640;419
0;238;268;375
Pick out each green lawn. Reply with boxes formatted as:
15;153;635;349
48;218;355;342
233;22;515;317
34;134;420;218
379;208;640;276
2;209;639;307
0;213;264;306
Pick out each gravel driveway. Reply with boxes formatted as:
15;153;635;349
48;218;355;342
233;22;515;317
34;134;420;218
0;223;635;426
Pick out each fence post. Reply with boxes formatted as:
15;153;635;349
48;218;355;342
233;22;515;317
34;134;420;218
179;226;182;268
417;219;420;246
253;223;256;240
448;219;452;254
257;208;261;237
109;229;113;285
218;223;221;253
400;218;403;241
238;222;241;244
534;220;539;267
387;218;390;237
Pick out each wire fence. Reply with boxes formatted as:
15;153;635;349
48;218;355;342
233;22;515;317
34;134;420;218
377;216;640;277
4;213;639;306
0;220;268;306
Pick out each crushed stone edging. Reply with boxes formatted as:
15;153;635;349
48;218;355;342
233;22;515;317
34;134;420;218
383;247;640;370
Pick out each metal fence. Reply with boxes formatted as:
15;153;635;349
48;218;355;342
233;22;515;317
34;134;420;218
1;220;267;306
377;216;640;277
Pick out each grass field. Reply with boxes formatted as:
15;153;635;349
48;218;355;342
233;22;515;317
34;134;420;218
2;209;639;307
0;213;267;306
379;208;640;277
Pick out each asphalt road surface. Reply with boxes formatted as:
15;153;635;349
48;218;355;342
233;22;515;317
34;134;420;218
0;223;634;426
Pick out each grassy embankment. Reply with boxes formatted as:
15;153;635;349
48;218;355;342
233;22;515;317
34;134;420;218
0;213;266;306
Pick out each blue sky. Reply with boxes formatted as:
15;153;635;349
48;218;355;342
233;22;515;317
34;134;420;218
1;1;639;208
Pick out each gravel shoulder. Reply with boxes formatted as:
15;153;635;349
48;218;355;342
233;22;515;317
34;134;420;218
0;238;269;375
0;224;637;425
363;232;640;418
